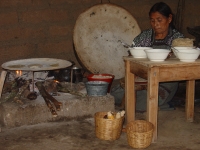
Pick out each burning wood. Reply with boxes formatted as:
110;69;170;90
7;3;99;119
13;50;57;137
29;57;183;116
35;81;58;117
36;82;62;108
13;79;31;104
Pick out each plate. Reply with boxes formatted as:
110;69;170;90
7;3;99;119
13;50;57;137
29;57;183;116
2;58;72;71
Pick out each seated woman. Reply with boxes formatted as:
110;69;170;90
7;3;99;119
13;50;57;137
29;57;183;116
132;2;184;111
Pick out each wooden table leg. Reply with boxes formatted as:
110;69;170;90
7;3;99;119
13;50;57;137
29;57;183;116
125;60;135;124
0;70;7;98
185;80;194;122
147;67;159;143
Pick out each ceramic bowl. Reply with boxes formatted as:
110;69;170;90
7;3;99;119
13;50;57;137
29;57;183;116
144;49;170;62
175;50;200;62
173;46;195;49
172;47;196;57
129;47;152;58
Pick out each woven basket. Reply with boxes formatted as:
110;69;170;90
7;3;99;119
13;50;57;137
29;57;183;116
95;112;124;141
126;120;154;149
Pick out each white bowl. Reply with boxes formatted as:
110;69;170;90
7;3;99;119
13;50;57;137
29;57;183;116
174;46;195;50
144;49;170;61
172;47;197;57
129;47;152;58
176;50;200;62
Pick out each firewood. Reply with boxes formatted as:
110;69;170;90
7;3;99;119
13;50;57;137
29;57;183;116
2;82;13;94
43;80;58;94
0;89;18;104
13;80;30;104
35;82;62;117
0;80;18;104
46;92;62;110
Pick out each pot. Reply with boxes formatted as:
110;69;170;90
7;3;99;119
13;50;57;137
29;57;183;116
59;67;84;83
48;61;74;82
71;66;84;83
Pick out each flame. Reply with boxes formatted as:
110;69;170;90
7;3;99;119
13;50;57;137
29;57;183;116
54;80;59;83
16;70;22;77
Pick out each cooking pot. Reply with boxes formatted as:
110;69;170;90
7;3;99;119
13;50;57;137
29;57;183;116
71;66;85;83
48;61;74;82
48;62;85;83
59;67;84;83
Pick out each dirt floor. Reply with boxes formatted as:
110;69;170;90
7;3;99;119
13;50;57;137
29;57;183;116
0;81;200;150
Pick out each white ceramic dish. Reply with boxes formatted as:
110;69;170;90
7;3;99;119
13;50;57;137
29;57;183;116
172;47;198;57
179;59;196;62
144;49;170;62
176;50;200;62
129;47;152;58
173;46;195;50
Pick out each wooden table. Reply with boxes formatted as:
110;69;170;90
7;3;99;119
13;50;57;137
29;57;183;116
123;56;200;142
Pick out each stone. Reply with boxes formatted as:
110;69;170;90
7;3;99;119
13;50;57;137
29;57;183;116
0;93;115;127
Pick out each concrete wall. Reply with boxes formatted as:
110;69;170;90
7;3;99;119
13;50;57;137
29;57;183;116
0;0;199;69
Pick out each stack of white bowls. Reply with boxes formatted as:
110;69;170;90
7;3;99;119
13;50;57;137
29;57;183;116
172;47;200;62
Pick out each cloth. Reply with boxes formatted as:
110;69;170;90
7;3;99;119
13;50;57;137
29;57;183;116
136;82;179;111
132;27;184;49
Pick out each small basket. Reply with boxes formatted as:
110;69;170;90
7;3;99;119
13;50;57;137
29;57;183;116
95;112;124;141
126;120;154;149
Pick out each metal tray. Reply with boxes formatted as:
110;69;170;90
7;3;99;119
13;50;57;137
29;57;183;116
1;58;72;71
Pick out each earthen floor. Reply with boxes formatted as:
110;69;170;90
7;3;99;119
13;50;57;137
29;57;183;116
0;81;200;150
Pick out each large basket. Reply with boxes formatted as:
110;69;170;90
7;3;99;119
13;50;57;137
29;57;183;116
126;120;154;149
95;112;124;141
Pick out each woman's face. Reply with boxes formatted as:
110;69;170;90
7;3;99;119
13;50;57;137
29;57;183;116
149;12;172;35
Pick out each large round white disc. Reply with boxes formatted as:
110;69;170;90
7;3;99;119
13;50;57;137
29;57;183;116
73;4;141;79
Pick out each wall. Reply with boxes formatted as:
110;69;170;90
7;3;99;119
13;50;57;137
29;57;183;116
0;0;199;70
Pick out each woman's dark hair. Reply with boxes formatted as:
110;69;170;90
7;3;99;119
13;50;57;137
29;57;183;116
149;2;175;29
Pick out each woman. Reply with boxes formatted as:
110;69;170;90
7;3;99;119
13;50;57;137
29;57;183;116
133;2;184;111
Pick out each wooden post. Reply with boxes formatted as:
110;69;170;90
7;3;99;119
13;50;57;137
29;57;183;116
0;70;7;98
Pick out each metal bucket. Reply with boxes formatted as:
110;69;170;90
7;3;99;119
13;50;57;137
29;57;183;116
85;81;109;96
